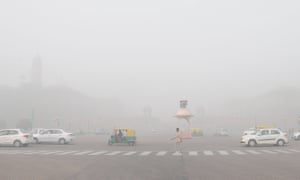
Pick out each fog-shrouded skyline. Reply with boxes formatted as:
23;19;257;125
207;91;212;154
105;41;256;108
0;0;300;131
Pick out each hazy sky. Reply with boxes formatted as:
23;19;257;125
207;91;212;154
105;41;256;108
1;0;300;115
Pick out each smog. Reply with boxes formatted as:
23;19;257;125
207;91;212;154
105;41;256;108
0;1;300;180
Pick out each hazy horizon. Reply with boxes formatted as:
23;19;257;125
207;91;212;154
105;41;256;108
1;0;300;131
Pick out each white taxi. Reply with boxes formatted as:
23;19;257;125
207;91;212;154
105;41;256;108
241;128;288;147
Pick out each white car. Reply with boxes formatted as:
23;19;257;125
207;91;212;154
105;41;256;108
34;129;74;144
241;128;288;147
31;128;46;143
214;128;229;136
293;131;300;140
0;129;31;147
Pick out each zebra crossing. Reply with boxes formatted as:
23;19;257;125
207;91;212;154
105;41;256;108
0;149;299;157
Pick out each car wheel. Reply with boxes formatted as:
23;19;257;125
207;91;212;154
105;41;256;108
297;136;300;141
34;138;39;144
277;139;285;146
58;138;66;145
13;140;22;147
248;140;256;147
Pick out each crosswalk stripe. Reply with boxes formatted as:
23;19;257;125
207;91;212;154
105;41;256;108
123;151;137;156
189;151;198;156
273;149;291;154
89;151;108;156
204;151;214;156
139;151;152;156
232;150;246;155
74;151;93;155
1;148;299;157
23;151;47;155
5;151;23;154
246;150;261;155
57;151;78;155
156;151;167;156
288;149;300;153
41;151;64;155
218;150;229;155
105;151;123;156
260;150;277;154
172;151;182;156
0;151;11;154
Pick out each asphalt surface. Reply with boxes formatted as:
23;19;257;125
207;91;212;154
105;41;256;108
0;135;300;180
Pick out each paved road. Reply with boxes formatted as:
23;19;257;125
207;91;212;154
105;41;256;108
0;135;299;180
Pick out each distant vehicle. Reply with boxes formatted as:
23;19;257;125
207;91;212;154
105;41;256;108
0;129;30;147
214;128;229;136
190;128;203;137
241;128;288;147
292;131;300;140
34;129;74;144
151;129;159;134
108;128;136;146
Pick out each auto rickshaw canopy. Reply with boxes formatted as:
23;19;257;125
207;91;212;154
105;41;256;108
113;128;136;136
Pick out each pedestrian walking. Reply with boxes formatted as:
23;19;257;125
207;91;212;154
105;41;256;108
170;128;182;152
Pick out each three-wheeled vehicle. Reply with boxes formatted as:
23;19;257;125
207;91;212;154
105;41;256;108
108;128;136;146
190;128;203;137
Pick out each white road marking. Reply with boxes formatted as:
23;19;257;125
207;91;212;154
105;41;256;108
105;151;123;156
189;151;198;156
139;151;152;156
41;151;64;155
172;151;182;156
246;150;261;155
73;151;93;155
203;151;214;156
5;151;23;154
0;151;11;154
156;151;167;156
57;151;78;155
23;151;48;155
89;151;108;156
288;149;300;153
232;150;247;155
218;150;229;155
273;149;291;154
260;150;277;154
123;151;137;156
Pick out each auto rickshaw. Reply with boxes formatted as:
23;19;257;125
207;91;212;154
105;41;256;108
190;128;203;137
108;128;136;146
